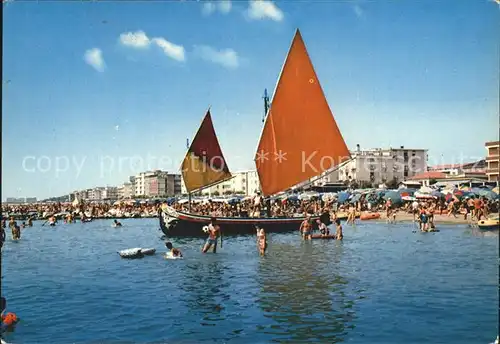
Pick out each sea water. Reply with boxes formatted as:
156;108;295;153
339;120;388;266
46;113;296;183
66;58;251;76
1;219;498;343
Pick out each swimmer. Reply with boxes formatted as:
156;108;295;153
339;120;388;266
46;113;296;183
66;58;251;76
335;218;343;240
12;224;21;240
316;219;329;237
299;215;313;240
202;217;220;254
1;226;5;249
113;219;122;227
27;217;33;227
165;242;182;258
256;225;267;256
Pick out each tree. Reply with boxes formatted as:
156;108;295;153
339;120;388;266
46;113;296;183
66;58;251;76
359;181;373;189
223;190;233;195
429;179;437;185
386;177;399;189
212;191;220;196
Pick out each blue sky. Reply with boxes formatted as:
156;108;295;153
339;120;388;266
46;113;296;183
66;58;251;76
2;0;499;200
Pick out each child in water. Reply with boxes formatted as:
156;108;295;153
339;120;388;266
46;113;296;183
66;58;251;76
335;218;343;240
165;242;182;258
256;226;267;256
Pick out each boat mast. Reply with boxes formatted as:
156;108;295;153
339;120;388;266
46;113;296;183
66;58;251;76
186;138;192;212
262;88;269;123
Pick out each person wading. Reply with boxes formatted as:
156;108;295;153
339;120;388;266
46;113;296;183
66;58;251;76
202;217;220;254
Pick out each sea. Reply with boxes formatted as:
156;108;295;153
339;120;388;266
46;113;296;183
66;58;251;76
1;219;498;344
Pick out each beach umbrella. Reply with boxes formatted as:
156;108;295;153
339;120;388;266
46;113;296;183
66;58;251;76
398;188;416;197
402;196;416;201
349;193;362;203
383;191;402;204
476;189;498;200
415;191;435;200
226;197;241;205
337;192;351;204
431;190;445;199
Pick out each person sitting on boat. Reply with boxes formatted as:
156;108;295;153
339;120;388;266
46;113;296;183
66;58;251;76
165;242;183;258
113;219;122;227
299;216;313;240
334;218;343;240
256;225;267;256
317;219;329;237
202;217;220;254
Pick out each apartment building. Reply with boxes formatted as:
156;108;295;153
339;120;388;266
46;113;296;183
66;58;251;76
485;141;499;182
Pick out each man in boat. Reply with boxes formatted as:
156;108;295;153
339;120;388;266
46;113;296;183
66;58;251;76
334;218;343;240
252;191;262;217
256;225;267;256
165;242;183;258
202;217;220;253
299;215;313;240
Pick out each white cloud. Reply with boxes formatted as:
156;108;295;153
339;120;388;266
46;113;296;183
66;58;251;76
119;30;151;48
218;0;232;13
152;38;186;62
202;2;216;15
119;30;185;62
202;0;232;16
84;48;105;72
195;45;239;69
353;4;364;18
247;0;283;21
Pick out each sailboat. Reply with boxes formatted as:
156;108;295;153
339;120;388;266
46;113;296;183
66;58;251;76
159;29;351;237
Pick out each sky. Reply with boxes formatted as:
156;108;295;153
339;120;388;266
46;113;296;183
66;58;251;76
2;0;499;200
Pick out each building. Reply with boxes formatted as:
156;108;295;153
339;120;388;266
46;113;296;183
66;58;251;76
132;170;181;197
428;160;486;178
332;145;428;186
117;182;134;199
5;197;25;204
181;170;261;196
485;141;499;182
25;197;37;204
101;186;118;200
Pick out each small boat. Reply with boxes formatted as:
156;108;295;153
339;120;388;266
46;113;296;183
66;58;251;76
311;234;338;240
159;29;351;237
478;217;499;231
140;248;156;256
118;248;143;259
360;212;381;221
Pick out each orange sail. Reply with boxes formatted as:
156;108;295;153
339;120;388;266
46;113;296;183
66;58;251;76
255;29;350;196
181;109;232;193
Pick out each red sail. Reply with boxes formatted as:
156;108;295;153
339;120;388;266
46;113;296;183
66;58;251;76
255;29;351;196
181;110;232;193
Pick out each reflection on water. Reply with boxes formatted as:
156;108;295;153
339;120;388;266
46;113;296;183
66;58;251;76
1;220;498;344
469;227;499;238
257;240;358;342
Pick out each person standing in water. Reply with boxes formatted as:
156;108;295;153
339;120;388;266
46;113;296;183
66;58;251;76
299;215;313;240
334;218;343;240
316;219;329;237
256;225;267;256
113;219;122;227
202;217;220;253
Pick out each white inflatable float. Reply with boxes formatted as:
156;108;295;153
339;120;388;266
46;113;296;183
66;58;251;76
118;247;156;259
164;252;183;260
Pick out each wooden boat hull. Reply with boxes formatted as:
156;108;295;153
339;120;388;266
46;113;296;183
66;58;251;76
159;206;334;237
310;234;338;240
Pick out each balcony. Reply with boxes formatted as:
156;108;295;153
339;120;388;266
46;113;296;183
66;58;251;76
485;141;500;148
486;154;499;162
486;168;500;174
